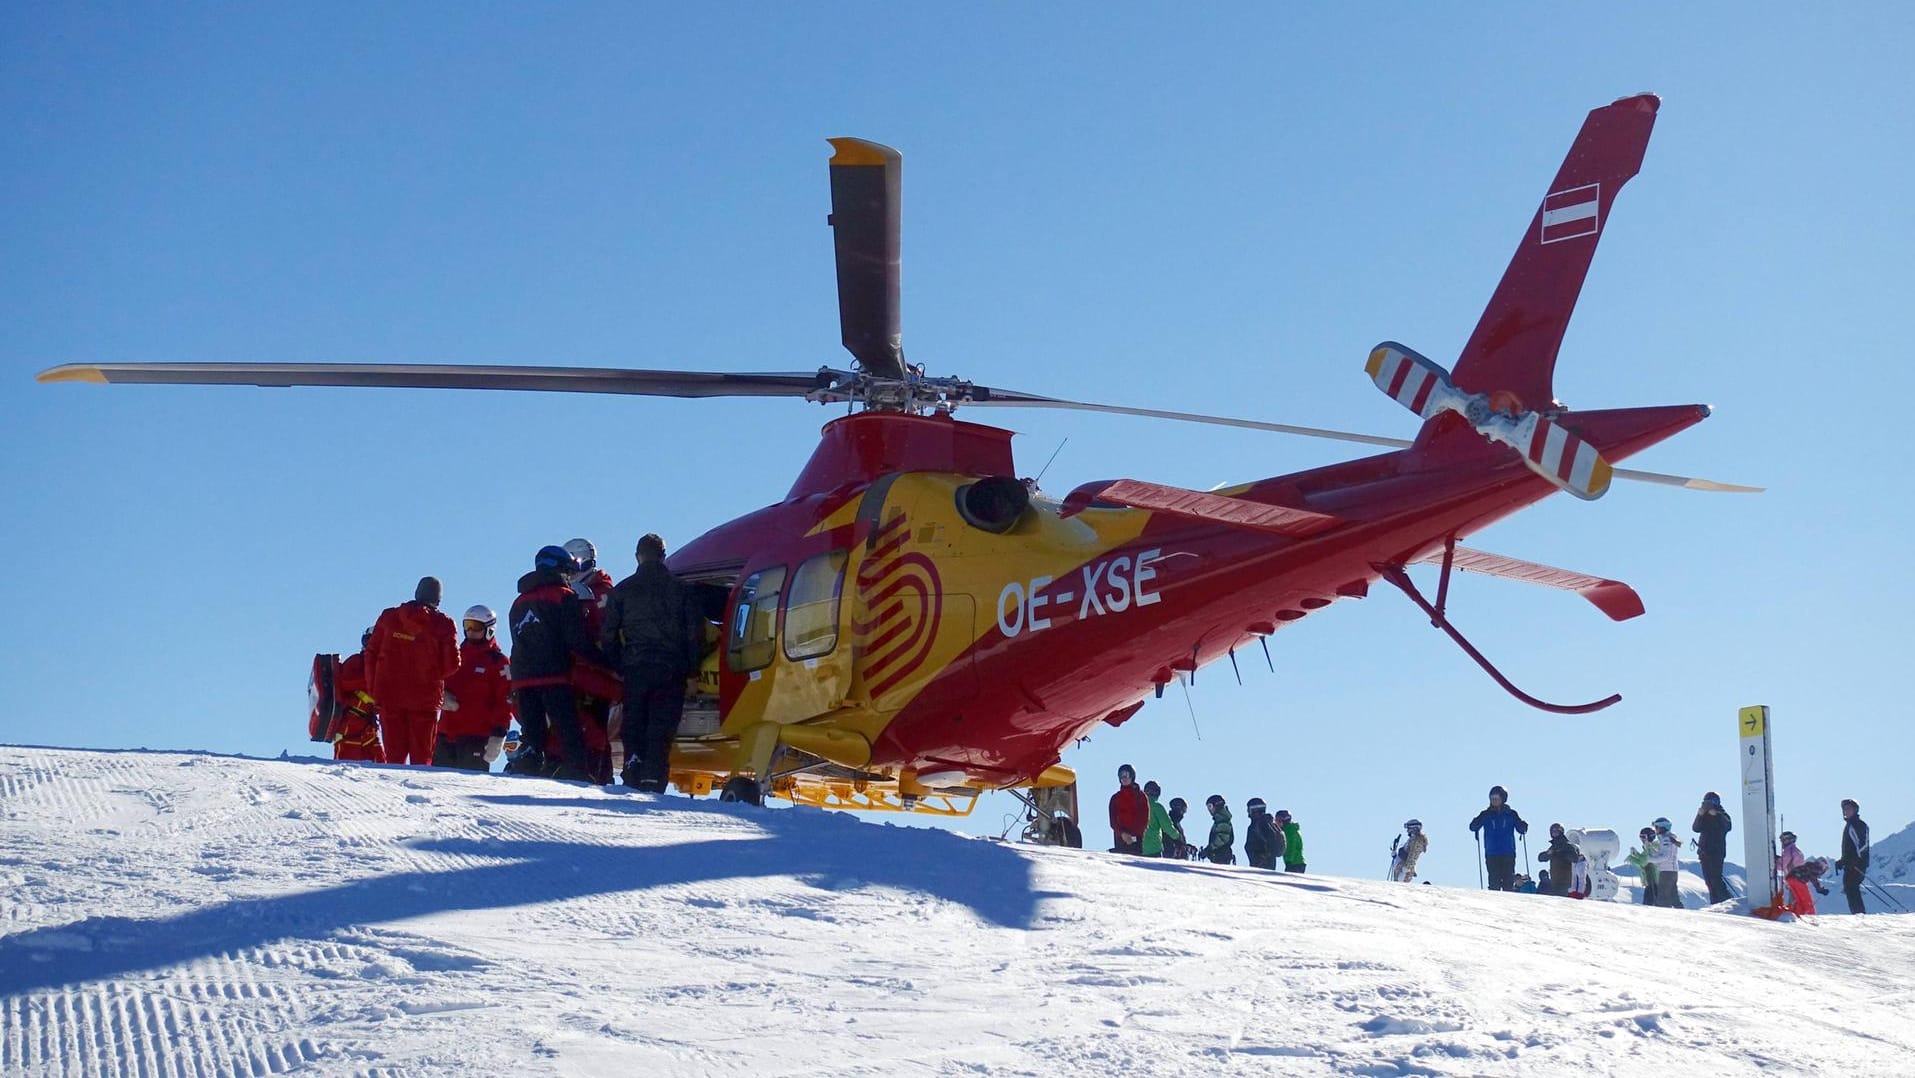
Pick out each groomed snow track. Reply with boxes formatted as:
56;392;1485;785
2;746;1912;1076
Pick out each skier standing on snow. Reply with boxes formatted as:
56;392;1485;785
1201;795;1235;864
1692;791;1734;904
435;605;515;772
1107;764;1148;855
1776;830;1815;915
1167;798;1192;859
1141;781;1182;858
1835;798;1870;915
365;576;460;767
1391;819;1428;882
1626;827;1658;905
1244;798;1283;870
1468;786;1529;891
1538;823;1579;896
1649;817;1683;908
1275;809;1306;873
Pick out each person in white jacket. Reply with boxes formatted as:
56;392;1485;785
1650;817;1684;908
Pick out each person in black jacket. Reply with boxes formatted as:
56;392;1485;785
1836;798;1871;915
506;545;596;782
1692;791;1734;904
1538;823;1579;895
1244;798;1284;870
600;534;703;793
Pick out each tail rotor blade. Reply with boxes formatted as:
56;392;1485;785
827;138;905;379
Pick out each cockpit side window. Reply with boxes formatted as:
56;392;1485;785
727;565;787;672
784;550;848;661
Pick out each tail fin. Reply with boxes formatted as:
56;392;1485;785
1450;94;1659;412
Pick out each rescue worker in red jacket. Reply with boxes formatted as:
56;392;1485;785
562;538;619;783
365;576;460;766
435;605;515;771
1108;763;1149;855
506;547;596;781
331;628;384;763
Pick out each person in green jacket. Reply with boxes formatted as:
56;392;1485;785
1625;826;1658;904
1275;809;1306;872
1201;795;1235;864
1141;780;1182;857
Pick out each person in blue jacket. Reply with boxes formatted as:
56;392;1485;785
1468;785;1530;891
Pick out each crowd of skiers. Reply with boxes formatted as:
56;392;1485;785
321;535;704;793
1466;784;1878;914
1104;764;1307;872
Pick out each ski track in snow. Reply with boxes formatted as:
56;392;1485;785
1;746;1911;1077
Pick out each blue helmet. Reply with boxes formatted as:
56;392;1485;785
535;544;577;572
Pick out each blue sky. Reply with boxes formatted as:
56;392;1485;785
4;5;1909;886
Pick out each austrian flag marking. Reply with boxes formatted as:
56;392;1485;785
1539;183;1600;244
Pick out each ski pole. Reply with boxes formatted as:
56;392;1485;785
1863;875;1909;912
1476;830;1485;889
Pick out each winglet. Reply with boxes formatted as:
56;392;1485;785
36;364;107;384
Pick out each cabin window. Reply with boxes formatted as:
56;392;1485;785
784;550;848;660
727;565;787;672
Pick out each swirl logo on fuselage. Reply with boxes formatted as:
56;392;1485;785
853;512;942;700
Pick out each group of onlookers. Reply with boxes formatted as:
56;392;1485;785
1469;784;1877;915
1106;765;1306;872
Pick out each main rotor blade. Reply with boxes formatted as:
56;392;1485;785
966;390;1762;492
36;362;845;399
827;138;905;380
965;393;1415;449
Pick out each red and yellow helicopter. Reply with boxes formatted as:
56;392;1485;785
39;93;1754;824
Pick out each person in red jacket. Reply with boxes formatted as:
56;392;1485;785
331;628;384;763
365;576;460;766
436;605;515;771
1108;763;1149;855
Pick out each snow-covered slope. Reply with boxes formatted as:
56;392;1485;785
3;747;1912;1077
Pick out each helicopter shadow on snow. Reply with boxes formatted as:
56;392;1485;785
0;787;1065;996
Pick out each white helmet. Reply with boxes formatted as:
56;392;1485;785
462;605;497;634
563;538;597;571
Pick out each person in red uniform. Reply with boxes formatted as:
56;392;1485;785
331;628;384;763
365;576;460;766
435;605;515;771
1108;763;1149;855
561;538;619;783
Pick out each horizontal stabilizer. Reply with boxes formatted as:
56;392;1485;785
1411;545;1643;621
1060;479;1340;538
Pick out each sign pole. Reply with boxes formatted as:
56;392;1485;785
1738;705;1777;912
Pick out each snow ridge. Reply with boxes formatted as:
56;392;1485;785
3;746;1912;1076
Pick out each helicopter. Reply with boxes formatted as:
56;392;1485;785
39;93;1755;823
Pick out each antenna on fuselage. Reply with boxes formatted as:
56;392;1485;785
1177;673;1202;740
1034;437;1068;486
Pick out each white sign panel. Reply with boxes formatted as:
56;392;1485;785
1738;705;1777;910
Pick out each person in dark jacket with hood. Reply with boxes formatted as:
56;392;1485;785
1836;798;1871;915
1244;798;1284;870
507;546;596;781
1692;791;1734;904
1166;798;1192;859
600;534;703;792
1201;795;1235;864
1538;823;1579;896
1469;785;1529;891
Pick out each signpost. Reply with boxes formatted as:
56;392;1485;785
1738;705;1777;911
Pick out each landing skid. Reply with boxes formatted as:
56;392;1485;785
1379;539;1622;715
